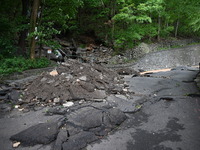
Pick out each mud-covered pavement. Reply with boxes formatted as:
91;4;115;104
0;60;200;149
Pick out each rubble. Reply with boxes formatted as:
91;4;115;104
22;59;124;107
1;59;134;149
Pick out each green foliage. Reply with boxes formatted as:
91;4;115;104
1;0;200;57
112;0;165;50
0;57;50;75
28;22;61;49
0;16;17;56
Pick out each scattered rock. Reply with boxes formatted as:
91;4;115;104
22;60;124;106
12;142;21;148
50;70;58;76
63;102;74;107
79;76;87;81
54;98;61;103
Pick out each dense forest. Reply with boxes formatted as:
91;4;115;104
0;0;200;74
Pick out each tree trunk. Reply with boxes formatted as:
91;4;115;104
157;14;161;41
175;19;179;38
30;0;40;59
18;0;30;56
111;0;116;46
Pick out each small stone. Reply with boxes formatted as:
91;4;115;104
65;74;73;80
123;88;128;92
13;142;20;148
18;108;24;111
50;70;58;76
53;98;60;103
79;76;87;81
99;74;103;80
63;102;74;107
41;77;47;82
79;100;85;104
115;95;127;100
14;105;20;109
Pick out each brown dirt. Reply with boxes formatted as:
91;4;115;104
23;59;124;106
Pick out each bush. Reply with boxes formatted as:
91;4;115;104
0;57;50;75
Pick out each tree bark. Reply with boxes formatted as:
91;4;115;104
17;0;30;56
111;0;116;46
157;14;161;41
30;0;40;59
175;19;179;38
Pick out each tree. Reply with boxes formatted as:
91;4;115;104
18;0;30;56
29;0;41;59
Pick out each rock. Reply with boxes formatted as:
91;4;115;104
50;70;58;76
79;82;95;92
115;94;127;100
14;105;20;109
54;98;61;103
12;142;21;148
65;74;73;80
23;59;123;106
62;131;98;150
41;77;47;82
10;122;61;146
63;102;74;107
79;76;87;81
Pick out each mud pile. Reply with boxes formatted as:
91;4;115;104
23;59;125;106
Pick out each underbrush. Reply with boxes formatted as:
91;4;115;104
0;57;50;75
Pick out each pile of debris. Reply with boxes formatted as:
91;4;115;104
22;59;126;108
5;59;130;149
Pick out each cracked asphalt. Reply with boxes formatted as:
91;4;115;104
0;66;200;150
86;67;200;150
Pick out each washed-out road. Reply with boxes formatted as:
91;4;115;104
87;66;200;150
0;45;200;150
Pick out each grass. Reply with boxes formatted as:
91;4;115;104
0;57;51;76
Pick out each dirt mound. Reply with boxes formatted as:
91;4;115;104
23;59;124;106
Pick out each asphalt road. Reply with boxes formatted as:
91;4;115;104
87;66;200;150
0;66;200;150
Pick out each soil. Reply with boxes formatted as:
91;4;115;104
20;59;126;107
